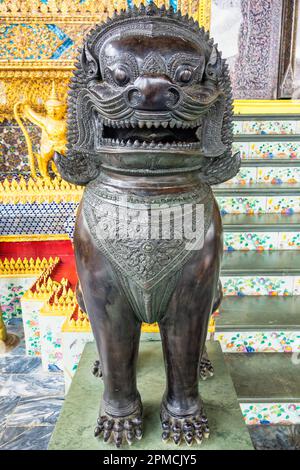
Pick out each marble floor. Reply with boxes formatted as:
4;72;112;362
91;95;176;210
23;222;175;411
0;318;64;450
0;318;298;450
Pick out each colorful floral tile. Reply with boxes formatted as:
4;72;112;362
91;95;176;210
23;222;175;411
266;197;300;214
217;196;267;215
240;403;300;426
20;299;44;357
224;232;279;251
216;331;300;353
241;121;297;135
0;277;37;322
62;331;94;393
257;167;300;184
40;315;65;373
222;167;257;186
278;233;300;250
249;142;300;160
221;275;294;296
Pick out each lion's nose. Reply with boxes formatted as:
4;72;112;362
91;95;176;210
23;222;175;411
126;76;181;111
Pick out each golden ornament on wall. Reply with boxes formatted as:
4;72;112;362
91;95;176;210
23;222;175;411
14;82;67;178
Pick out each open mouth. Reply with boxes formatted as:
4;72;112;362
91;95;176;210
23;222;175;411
98;118;202;150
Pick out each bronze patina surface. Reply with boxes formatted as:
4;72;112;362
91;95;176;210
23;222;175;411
55;3;240;448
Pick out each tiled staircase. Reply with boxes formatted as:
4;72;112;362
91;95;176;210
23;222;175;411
214;114;300;449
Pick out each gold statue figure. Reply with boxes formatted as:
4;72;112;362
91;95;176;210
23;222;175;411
0;305;20;354
14;82;67;178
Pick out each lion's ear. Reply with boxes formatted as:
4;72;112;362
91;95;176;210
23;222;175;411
205;46;222;82
81;43;99;80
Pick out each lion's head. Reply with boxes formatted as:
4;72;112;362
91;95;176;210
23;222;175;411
55;3;238;185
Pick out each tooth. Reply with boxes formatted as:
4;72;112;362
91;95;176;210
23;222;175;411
142;142;147;147
138;122;144;129
120;140;125;146
126;140;132;147
116;139;120;145
125;121;130;128
146;122;152;129
134;140;140;146
162;122;168;128
154;122;160;129
150;141;155;147
170;121;176;129
176;122;182;128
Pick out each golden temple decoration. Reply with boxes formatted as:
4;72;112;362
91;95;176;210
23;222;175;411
62;305;91;333
0;71;70;122
0;306;7;342
0;304;20;353
14;82;67;178
0;176;83;204
23;258;61;300
0;256;58;276
41;283;76;316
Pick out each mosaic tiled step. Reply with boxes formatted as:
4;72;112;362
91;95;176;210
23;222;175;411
216;297;300;352
222;250;300;276
225;353;300;403
221;251;300;296
233;141;300;160
217;194;299;215
216;330;300;353
223;214;300;250
214;182;300;196
217;296;300;331
224;232;300;251
223;166;300;185
222;213;300;231
240;159;300;167
233;119;300;136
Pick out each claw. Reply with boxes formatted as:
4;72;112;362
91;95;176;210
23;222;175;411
104;419;114;430
184;431;193;446
162;430;170;443
162;420;170;431
195;430;203;444
172;422;181;434
135;426;143;440
126;430;134;445
173;433;181;446
114;432;123;448
124;419;133;430
132;416;142;426
183;421;193;433
94;408;143;448
114;421;123;432
94;425;102;437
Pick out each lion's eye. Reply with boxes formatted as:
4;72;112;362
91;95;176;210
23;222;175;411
113;66;130;86
180;69;192;83
175;66;194;85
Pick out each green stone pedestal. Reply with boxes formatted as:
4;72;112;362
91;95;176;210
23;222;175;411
49;341;253;450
